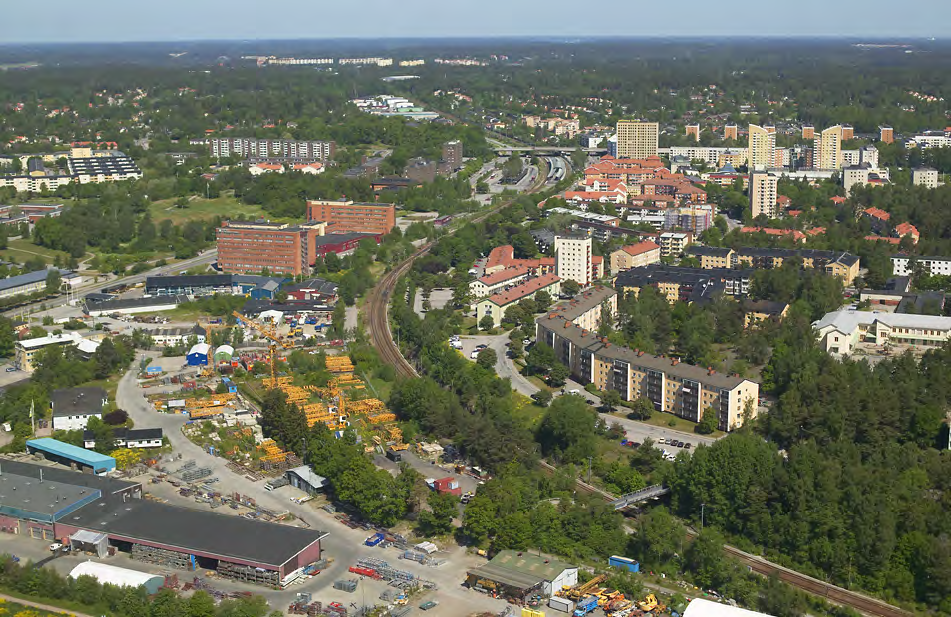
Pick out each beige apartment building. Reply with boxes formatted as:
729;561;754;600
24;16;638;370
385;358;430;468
749;171;779;218
609;241;661;274
554;234;593;286
747;124;776;170
537;314;759;430
616;121;659;159
814;125;843;170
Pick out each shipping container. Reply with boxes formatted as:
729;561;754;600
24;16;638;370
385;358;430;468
548;596;575;613
608;555;640;573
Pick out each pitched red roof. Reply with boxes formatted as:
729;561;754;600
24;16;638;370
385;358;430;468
740;227;806;242
485;274;561;307
621;241;661;257
478;265;530;286
863;207;891;222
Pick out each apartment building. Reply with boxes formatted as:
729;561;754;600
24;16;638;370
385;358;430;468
723;125;739;141
913;167;939;188
843;164;889;197
554;235;593;286
615;264;752;304
610;241;661;274
749;171;779;218
814;309;951;355
15;331;86;372
544;285;618;332
536;314;759;430
802;125;815;140
686;124;700;141
216;220;327;276
209;138;335;161
658;232;692;257
476;274;561;326
687;246;860;284
814;125;843;170
747;124;776;171
892;255;951;277
305;199;396;234
469;266;530;299
880;126;894;144
616;121;659;159
442;140;463;169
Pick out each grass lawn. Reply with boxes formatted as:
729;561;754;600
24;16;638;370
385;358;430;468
610;408;725;438
512;394;546;429
2;238;72;264
148;196;271;225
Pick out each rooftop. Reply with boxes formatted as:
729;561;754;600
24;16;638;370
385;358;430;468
469;550;575;591
26;438;115;470
146;274;233;289
0;268;74;293
0;458;137;496
66;495;327;568
478;266;530;286
485;274;561;307
313;232;381;247
813;309;951;335
51;387;107;417
0;471;100;522
17;331;84;350
548;286;617;323
537;314;753;390
621;241;661;257
84;295;189;312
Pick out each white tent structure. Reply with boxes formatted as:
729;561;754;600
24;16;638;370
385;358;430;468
68;530;108;558
683;599;774;617
69;561;164;594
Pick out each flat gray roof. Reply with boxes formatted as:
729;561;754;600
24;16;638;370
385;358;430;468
0;472;100;521
68;496;327;568
0;458;138;495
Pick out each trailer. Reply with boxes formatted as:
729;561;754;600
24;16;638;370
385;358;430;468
365;533;385;547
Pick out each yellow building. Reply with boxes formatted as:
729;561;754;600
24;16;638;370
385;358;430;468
537;314;759;430
814;125;843;170
747;124;776;170
616;120;659;158
749;171;779;219
609;241;661;275
742;300;789;329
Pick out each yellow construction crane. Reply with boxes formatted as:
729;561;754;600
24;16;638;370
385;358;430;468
232;311;294;349
565;574;608;601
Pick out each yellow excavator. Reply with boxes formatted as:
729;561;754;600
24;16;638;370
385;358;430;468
565;574;608;601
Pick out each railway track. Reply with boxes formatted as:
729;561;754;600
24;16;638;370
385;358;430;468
362;159;910;617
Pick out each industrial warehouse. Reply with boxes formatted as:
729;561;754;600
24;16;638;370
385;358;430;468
0;459;327;587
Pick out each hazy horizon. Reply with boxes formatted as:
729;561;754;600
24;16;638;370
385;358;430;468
1;0;948;44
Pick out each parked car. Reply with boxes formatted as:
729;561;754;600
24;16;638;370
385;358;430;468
420;601;438;611
48;543;63;552
684;443;692;449
5;367;15;372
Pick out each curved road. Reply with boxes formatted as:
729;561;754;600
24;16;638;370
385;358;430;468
362;173;910;617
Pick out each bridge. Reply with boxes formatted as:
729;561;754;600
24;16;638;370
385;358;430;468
609;484;671;510
493;146;608;155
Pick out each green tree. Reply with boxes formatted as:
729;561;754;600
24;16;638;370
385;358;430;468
45;268;62;294
536;395;597;464
562;279;581;297
534;389;553;407
696;407;718;434
479;315;495;331
600;388;622;412
185;591;217;617
685;528;728;589
636;507;686;570
417;491;458;536
476;347;498;369
86;416;116;454
548;363;570;387
628;397;655;420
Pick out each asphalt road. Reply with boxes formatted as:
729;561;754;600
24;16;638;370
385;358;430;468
117;364;507;616
3;250;219;318
458;335;717;448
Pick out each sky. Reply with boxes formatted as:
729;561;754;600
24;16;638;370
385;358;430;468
0;0;948;43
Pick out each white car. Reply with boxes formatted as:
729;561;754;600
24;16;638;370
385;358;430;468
470;351;480;359
49;543;64;552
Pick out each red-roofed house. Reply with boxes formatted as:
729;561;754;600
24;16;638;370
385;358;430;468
609;241;662;274
830;196;847;205
806;227;826;237
249;162;284;176
865;235;901;245
563;190;626;206
292;162;324;175
862;207;891;232
777;195;792;209
894;222;920;244
475;274;562;326
484;245;515;275
469;265;531;299
739;227;806;243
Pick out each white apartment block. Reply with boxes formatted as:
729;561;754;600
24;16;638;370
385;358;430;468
913;167;939;188
554;235;593;286
209;138;334;161
749;171;779;218
747;124;776;170
814;309;951;355
892;255;951;277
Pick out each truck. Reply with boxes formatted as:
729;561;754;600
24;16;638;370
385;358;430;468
573;595;598;616
365;532;385;547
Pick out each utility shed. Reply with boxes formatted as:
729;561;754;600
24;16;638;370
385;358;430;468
26;438;116;474
466;550;578;599
682;599;775;617
286;466;329;495
186;343;211;366
69;561;164;594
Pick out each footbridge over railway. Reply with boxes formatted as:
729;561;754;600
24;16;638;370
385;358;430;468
609;484;671;510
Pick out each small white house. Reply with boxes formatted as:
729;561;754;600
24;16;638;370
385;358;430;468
51;387;107;432
84;428;164;449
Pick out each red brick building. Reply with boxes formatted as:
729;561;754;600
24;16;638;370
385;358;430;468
216;220;327;276
306;199;396;234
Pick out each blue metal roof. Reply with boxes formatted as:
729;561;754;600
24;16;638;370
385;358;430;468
27;438;116;471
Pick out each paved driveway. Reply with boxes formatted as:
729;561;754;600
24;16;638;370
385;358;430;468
118;362;506;616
